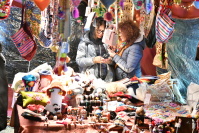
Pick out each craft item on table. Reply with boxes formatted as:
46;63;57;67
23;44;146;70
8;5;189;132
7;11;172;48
45;79;66;119
11;72;27;92
20;91;49;108
14;80;25;93
28;72;40;92
27;104;45;113
174;117;198;133
105;82;127;95
21;109;47;121
135;106;145;126
154;71;171;84
22;74;37;91
128;82;148;102
80;108;87;119
144;102;190;124
38;70;53;91
187;82;199;112
76;94;84;106
147;79;174;102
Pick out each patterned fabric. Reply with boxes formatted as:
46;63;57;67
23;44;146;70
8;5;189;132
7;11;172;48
25;0;41;39
11;23;37;61
166;18;199;98
155;4;175;43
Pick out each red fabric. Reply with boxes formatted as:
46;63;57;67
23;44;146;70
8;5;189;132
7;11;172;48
11;0;22;8
141;47;156;76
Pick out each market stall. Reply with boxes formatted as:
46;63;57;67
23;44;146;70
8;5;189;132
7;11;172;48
1;0;199;133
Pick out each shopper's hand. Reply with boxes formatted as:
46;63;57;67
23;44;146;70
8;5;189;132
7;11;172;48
107;48;116;58
101;57;112;64
93;56;104;64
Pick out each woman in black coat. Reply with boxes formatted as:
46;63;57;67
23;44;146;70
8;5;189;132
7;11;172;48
0;43;8;131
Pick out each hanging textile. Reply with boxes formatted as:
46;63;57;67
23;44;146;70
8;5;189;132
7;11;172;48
166;18;199;98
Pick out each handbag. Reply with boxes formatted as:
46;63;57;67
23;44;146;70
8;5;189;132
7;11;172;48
152;42;168;69
39;31;52;48
102;24;118;46
155;0;175;43
11;5;37;61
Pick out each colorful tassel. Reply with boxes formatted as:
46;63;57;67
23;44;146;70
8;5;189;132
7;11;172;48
72;7;79;19
104;12;113;22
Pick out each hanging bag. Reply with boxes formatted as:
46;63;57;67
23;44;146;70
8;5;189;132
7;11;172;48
155;0;175;43
102;24;118;46
152;42;168;69
11;4;37;61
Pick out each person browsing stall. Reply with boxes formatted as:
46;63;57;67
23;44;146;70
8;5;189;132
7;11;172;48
108;19;145;80
76;17;115;82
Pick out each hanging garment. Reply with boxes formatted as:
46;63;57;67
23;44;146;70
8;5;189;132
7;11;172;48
166;18;199;98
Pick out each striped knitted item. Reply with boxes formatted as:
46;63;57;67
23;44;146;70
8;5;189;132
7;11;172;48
155;6;175;43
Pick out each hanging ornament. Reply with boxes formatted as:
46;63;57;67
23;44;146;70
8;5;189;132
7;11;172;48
0;0;11;20
71;0;81;19
100;0;116;22
104;12;113;21
193;0;199;9
34;0;50;11
119;0;125;10
133;0;144;10
100;0;116;9
144;0;153;14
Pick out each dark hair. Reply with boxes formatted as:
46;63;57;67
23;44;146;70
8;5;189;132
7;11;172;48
92;17;106;39
118;19;140;45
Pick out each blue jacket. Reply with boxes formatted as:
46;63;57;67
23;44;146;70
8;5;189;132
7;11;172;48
113;37;145;80
76;32;115;82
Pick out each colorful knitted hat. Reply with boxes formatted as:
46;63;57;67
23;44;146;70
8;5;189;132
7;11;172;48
46;79;66;97
22;74;37;91
133;0;144;10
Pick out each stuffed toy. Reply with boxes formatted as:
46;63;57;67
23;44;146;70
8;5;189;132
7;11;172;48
45;79;66;119
105;82;127;95
14;80;25;93
22;74;37;91
38;70;53;91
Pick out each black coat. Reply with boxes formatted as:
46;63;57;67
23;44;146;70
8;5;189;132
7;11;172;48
0;55;8;131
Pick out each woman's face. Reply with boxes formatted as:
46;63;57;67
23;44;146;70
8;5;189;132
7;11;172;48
95;25;105;39
119;29;126;42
